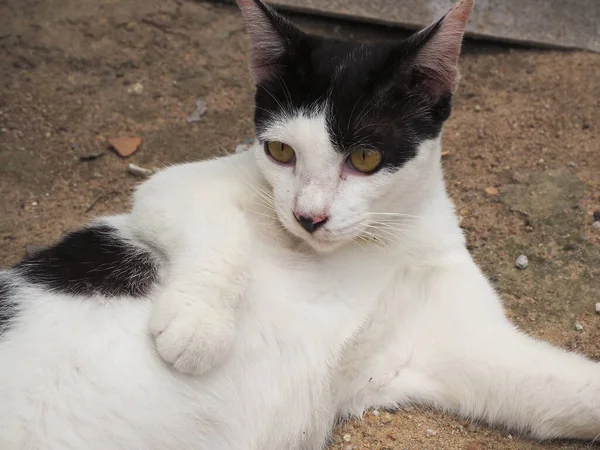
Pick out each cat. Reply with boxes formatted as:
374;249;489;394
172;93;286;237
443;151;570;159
0;0;599;449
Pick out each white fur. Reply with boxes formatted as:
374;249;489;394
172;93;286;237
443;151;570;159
1;108;599;449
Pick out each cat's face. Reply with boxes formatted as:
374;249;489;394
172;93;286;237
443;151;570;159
238;0;472;252
255;112;403;252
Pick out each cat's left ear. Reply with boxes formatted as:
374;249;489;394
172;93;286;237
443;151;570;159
406;0;474;98
235;0;300;84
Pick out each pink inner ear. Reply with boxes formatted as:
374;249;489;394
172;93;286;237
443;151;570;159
236;0;287;83
413;0;474;96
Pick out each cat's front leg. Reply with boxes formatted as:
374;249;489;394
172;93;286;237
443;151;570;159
148;206;251;375
130;154;257;375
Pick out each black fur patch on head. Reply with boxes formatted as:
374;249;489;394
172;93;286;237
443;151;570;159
0;276;17;337
252;12;453;171
16;225;158;297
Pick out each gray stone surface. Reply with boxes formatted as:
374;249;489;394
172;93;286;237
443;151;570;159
269;0;600;52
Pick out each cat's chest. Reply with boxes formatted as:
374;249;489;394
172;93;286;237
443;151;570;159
241;239;397;341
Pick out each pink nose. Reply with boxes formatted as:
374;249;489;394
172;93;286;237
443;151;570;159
293;212;328;234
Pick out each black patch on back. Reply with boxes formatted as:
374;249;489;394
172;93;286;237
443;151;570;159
16;225;158;297
0;276;17;336
253;14;452;171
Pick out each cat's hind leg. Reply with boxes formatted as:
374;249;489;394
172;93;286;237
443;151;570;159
346;260;600;441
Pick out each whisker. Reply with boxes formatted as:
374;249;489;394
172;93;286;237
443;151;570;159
367;212;420;218
256;82;287;113
455;198;477;211
352;236;369;253
353;95;385;134
346;91;368;133
352;229;386;250
368;220;418;231
359;229;389;249
366;223;415;233
363;224;410;247
273;72;293;110
588;430;600;447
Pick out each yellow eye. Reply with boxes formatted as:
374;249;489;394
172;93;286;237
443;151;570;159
265;141;296;164
349;149;382;173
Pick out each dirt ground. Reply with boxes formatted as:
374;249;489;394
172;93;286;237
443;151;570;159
1;0;599;448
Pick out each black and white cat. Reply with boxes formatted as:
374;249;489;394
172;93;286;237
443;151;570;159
0;0;599;449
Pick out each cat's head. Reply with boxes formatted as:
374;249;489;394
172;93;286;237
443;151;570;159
237;0;473;252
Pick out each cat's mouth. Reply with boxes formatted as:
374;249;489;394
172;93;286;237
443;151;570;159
270;203;366;252
281;213;361;252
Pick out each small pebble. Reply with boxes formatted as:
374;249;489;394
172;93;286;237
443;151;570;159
342;434;351;442
187;99;208;123
508;434;513;440
127;163;154;178
567;161;577;168
235;143;250;154
515;254;529;270
371;409;380;417
426;429;437;437
595;303;600;314
234;138;255;153
575;321;584;332
127;82;144;95
484;186;499;197
381;413;392;424
474;105;481;112
592;221;600;231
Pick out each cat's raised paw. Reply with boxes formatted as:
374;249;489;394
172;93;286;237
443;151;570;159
149;291;236;376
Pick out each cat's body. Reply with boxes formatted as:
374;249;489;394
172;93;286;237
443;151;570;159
0;151;439;450
1;0;599;449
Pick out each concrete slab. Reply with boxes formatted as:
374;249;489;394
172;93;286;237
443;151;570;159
269;0;600;52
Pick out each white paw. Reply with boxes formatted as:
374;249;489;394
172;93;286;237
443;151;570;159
149;289;236;376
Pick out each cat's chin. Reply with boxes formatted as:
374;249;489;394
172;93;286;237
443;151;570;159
286;229;352;253
302;236;347;254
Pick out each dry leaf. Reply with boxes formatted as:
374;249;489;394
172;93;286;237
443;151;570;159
109;137;142;157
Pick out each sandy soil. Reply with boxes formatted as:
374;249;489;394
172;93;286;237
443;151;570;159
1;0;599;448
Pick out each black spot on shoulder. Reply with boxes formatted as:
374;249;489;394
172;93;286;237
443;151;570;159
0;275;17;337
16;225;158;297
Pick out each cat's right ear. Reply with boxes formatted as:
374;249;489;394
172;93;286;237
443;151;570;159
235;0;298;84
